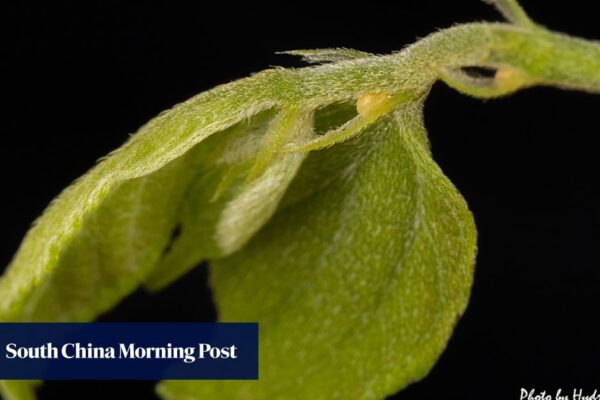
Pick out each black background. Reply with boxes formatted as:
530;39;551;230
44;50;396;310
2;1;599;399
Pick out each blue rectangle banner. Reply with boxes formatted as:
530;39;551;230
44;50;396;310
0;323;258;380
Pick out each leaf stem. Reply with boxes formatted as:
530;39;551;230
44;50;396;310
485;0;537;28
273;23;600;107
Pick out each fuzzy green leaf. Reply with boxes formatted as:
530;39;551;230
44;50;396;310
144;108;312;291
157;104;477;399
4;0;600;398
0;75;278;325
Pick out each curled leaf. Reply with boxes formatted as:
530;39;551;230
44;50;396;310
3;1;600;399
158;104;477;399
0;75;282;324
145;108;313;291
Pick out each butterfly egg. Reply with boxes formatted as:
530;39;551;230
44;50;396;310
356;92;391;117
494;66;528;93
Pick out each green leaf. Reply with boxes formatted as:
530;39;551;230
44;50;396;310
157;103;477;399
5;1;600;398
0;75;278;324
144;108;313;291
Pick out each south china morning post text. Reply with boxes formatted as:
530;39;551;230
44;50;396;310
5;342;238;364
0;323;258;379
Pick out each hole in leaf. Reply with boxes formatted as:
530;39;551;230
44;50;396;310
460;66;497;79
162;223;182;254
